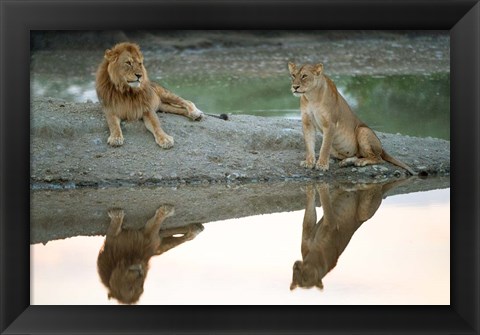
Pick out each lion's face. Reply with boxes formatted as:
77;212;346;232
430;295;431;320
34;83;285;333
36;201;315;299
290;260;324;290
108;262;147;304
288;62;324;97
104;43;148;90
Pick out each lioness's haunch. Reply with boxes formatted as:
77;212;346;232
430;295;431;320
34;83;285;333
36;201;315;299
95;42;204;148
288;62;415;175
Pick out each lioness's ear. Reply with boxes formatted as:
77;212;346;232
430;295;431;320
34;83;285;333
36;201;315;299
288;62;297;74
313;63;324;76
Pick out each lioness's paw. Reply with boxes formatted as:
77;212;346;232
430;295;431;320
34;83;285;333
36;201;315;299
305;184;315;197
107;135;124;147
156;204;175;218
300;160;315;169
108;208;125;220
354;160;368;167
156;135;174;149
339;157;357;167
315;161;329;171
316;183;330;193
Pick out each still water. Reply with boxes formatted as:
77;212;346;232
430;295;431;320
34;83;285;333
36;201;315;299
31;183;449;305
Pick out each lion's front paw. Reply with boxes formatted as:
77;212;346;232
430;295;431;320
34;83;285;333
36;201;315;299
156;205;175;218
108;208;125;220
107;135;124;147
156;134;174;149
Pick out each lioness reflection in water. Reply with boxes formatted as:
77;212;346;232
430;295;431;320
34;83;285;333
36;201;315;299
97;205;204;304
290;180;409;291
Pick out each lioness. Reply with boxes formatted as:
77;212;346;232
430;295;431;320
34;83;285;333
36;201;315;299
97;206;204;304
290;180;409;291
96;42;204;148
288;62;415;174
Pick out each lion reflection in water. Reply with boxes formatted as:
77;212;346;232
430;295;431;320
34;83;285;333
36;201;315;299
290;180;409;291
97;205;203;304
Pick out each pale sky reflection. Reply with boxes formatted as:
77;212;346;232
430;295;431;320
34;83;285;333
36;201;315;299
31;188;450;305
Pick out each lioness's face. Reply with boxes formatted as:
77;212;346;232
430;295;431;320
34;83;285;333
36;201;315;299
288;62;324;97
106;44;147;90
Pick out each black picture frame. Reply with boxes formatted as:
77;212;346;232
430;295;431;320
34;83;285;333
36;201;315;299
1;0;478;334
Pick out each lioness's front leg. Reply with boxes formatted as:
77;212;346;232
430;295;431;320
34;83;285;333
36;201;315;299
316;125;335;171
301;113;316;169
143;110;174;149
303;185;318;238
316;183;334;224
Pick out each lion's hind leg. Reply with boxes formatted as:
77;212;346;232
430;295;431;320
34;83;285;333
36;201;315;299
340;127;383;167
159;223;204;240
158;102;204;121
154;84;204;121
155;223;204;255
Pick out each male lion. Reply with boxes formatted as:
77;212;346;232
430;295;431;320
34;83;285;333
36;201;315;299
290;180;409;291
97;206;204;304
288;62;415;174
96;42;204;148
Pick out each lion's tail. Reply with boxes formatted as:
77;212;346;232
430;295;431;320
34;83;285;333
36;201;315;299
381;150;416;175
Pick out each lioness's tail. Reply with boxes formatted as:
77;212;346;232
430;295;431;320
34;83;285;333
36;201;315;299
381;150;416;175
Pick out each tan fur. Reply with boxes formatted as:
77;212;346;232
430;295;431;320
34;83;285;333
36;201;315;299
288;62;415;174
96;42;204;148
290;180;409;291
97;206;203;304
